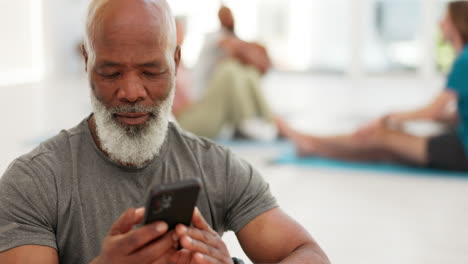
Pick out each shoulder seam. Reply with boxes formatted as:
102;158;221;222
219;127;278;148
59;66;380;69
173;125;214;150
29;150;54;161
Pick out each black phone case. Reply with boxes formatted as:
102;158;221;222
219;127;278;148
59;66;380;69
143;178;201;230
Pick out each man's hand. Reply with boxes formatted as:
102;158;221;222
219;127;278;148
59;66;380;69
171;208;233;264
91;208;179;264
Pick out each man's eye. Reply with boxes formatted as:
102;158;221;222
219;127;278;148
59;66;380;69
101;72;121;79
144;72;159;77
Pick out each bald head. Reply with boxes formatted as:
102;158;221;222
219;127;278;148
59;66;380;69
84;0;177;69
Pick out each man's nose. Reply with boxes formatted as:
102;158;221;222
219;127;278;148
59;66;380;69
117;73;147;103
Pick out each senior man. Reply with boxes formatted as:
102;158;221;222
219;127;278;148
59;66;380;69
0;0;329;263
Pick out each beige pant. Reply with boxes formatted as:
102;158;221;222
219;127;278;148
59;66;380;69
177;59;273;139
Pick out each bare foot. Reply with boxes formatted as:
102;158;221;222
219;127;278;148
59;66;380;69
295;139;319;157
271;117;324;156
272;116;291;138
281;127;320;156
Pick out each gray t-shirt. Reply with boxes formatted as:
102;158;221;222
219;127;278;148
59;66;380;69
0;118;277;263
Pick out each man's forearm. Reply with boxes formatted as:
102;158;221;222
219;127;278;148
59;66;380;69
277;242;330;264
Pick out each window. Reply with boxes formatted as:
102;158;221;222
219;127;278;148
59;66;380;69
255;0;352;73
153;0;452;76
363;0;422;73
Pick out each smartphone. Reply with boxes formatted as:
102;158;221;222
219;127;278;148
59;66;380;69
143;178;202;230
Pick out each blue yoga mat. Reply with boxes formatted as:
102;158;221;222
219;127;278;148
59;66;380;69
273;144;468;178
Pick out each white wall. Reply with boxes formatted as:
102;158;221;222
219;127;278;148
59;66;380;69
41;0;89;79
0;1;33;72
0;0;35;85
0;0;89;85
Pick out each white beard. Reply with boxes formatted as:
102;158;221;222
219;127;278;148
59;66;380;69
90;86;175;168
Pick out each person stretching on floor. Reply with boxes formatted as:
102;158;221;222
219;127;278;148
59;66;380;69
285;0;468;172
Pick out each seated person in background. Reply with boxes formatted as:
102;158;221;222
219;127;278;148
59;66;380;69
173;6;285;141
284;0;468;172
0;0;330;263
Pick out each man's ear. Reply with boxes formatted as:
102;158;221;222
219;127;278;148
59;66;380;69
174;45;181;75
81;44;89;72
